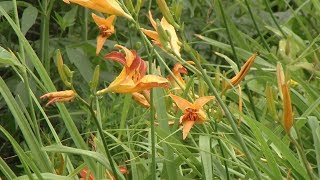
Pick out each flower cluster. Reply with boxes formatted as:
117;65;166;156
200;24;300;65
41;0;258;140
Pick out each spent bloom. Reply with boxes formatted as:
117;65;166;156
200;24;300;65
141;11;181;56
41;90;75;106
169;94;214;139
223;53;257;93
92;13;116;55
96;45;169;94
167;63;188;91
63;0;132;20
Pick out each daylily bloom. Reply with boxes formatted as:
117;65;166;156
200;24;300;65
96;45;169;94
169;94;214;139
223;53;258;93
63;0;133;20
40;90;75;106
277;63;293;134
141;11;181;56
92;13;116;55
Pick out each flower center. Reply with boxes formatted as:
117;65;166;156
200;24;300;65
99;25;112;37
184;108;198;121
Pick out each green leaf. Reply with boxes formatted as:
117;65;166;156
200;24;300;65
199;135;213;180
307;116;320;176
21;5;38;35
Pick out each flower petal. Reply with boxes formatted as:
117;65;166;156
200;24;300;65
148;11;157;30
132;75;169;92
64;0;132;20
92;13;116;27
194;96;214;109
115;44;134;67
182;120;195;140
160;17;181;56
132;92;150;108
140;28;160;43
282;84;293;134
104;51;126;65
96;35;107;55
169;94;193;111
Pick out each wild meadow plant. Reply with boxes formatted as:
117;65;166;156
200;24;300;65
0;0;320;179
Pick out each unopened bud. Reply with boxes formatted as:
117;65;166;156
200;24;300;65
156;0;180;29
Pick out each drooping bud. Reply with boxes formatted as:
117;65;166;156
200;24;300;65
56;50;72;88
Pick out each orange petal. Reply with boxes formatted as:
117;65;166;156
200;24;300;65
92;13;116;27
196;109;207;123
96;35;107;55
140;28;161;43
115;44;134;67
193;96;215;109
40;90;75;99
132;92;150;108
169;94;193;111
132;75;169;92
182;120;195;140
148;11;157;30
65;0;132;20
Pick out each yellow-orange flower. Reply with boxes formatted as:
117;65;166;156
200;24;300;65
141;11;181;56
92;13;116;55
169;94;214;139
96;45;169;94
63;0;132;20
223;53;257;93
277;63;293;134
41;90;75;106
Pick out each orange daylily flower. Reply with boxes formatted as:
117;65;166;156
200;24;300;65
141;11;181;56
96;45;169;94
92;13;116;55
222;53;258;93
169;94;214;140
40;90;75;106
276;63;293;134
79;166;129;180
63;0;132;20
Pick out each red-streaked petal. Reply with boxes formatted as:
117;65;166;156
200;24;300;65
104;51;126;65
115;44;134;67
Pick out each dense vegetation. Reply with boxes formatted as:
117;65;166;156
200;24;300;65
0;0;320;179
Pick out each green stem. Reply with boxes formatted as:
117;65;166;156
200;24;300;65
289;135;315;179
184;43;262;179
262;0;287;38
77;96;123;179
81;7;88;41
217;0;260;122
244;0;270;52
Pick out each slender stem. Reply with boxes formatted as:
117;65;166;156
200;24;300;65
262;0;287;38
289;135;315;179
81;7;88;41
184;43;262;179
77;96;123;179
217;0;260;122
244;0;270;52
